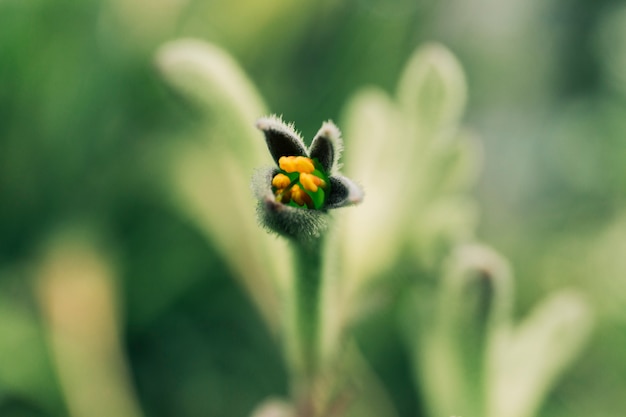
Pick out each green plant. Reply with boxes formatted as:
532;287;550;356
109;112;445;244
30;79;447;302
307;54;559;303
156;38;594;417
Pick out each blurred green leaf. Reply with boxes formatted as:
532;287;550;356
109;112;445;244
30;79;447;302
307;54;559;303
0;278;61;415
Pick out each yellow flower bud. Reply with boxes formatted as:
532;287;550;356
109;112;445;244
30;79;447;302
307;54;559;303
279;156;315;174
272;173;291;189
290;184;313;208
294;156;315;174
299;172;326;192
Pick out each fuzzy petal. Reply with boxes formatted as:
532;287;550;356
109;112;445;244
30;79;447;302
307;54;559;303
309;120;343;173
257;196;328;242
256;115;308;164
325;175;364;209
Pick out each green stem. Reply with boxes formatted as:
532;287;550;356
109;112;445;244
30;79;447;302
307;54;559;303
292;236;325;380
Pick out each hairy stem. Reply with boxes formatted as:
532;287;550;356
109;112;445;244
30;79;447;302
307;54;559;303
291;236;325;381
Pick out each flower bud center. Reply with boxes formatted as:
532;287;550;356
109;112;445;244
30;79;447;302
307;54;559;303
272;156;329;209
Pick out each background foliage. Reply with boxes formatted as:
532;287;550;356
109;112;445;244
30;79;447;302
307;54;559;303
1;0;625;416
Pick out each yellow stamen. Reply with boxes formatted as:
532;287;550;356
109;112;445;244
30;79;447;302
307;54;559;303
272;173;291;189
279;156;315;174
299;172;326;192
290;184;313;208
295;156;315;174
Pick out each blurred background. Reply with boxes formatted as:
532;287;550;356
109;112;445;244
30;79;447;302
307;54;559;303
1;0;626;416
